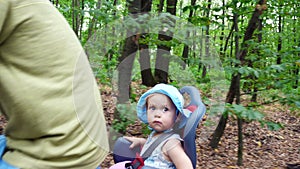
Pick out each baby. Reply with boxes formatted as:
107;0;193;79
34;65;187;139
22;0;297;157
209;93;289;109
124;83;193;169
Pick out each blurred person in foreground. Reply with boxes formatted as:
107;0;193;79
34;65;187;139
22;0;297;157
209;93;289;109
0;0;109;168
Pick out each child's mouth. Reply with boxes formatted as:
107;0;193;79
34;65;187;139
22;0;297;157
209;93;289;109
153;121;162;125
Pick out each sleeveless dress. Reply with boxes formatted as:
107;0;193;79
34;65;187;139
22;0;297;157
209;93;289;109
140;131;182;169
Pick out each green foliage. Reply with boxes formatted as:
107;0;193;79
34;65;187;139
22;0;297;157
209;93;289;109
260;121;284;131
225;103;284;131
226;104;264;121
112;114;132;134
112;103;136;133
168;61;197;87
54;0;300;136
91;48;119;86
141;123;152;136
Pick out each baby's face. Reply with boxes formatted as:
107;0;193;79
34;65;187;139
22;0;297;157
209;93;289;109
146;93;177;133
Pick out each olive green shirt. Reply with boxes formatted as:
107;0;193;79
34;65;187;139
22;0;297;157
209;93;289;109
0;0;109;168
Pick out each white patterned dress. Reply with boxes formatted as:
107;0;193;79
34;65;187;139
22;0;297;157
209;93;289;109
140;131;183;169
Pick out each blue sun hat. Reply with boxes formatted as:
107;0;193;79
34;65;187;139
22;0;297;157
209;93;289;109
137;83;191;129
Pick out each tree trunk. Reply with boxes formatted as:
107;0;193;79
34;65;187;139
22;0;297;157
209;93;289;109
238;0;267;64
138;0;156;87
197;30;204;72
78;0;85;40
250;17;262;102
235;1;268;165
201;0;211;78
72;0;81;37
223;24;234;58
209;0;268;160
154;0;177;83
237;117;243;166
181;0;197;68
235;58;243;167
140;47;156;87
209;74;240;148
277;3;283;65
219;0;225;58
210;4;240;148
295;65;299;89
154;42;171;83
293;9;299;89
158;0;164;12
87;0;102;40
117;37;138;104
117;0;141;104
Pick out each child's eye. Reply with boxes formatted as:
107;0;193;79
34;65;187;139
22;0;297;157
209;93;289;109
163;107;169;112
148;106;155;111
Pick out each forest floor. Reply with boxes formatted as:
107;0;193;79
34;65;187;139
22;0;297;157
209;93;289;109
0;85;299;169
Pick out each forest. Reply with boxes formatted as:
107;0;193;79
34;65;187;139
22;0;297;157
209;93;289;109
50;0;299;168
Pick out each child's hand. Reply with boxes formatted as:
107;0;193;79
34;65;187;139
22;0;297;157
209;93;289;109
123;136;146;149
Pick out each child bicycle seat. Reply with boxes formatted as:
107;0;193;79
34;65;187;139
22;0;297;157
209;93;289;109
179;86;206;168
112;86;206;169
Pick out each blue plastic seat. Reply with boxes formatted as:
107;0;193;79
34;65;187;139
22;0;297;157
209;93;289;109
179;86;206;168
0;135;19;169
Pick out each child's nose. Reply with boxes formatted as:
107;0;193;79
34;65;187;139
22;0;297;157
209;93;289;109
154;113;161;118
154;110;162;117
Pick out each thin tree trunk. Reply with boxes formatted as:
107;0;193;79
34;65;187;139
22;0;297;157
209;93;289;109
237;117;243;166
158;0;164;12
210;5;240;148
293;5;299;89
277;3;282;65
250;17;262;102
238;0;267;64
78;0;85;40
118;37;138;104
154;0;177;83
235;67;243;166
87;0;102;40
117;0;141;104
223;24;234;58
295;65;299;89
72;0;81;37
210;1;268;160
72;0;76;35
182;0;197;67
202;0;211;78
209;74;240;148
219;0;225;58
138;0;155;86
197;30;204;72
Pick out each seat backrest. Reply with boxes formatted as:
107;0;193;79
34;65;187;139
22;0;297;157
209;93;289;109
179;86;206;169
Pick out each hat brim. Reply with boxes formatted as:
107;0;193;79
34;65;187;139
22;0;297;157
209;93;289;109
136;84;191;129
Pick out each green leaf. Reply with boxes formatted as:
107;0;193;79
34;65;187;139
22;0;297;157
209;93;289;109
238;67;248;75
295;101;300;108
243;110;265;121
232;104;247;113
270;65;284;72
253;70;260;78
265;121;284;131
